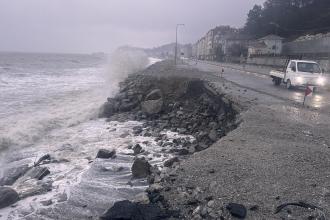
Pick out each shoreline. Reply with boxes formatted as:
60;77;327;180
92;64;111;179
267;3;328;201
100;60;330;220
99;61;242;219
2;60;330;219
0;60;239;219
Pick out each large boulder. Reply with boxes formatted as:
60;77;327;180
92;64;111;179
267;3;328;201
133;126;143;135
131;158;151;178
100;200;170;220
133;144;142;155
0;187;19;209
34;154;51;167
208;129;218;142
134;192;150;204
119;99;139;112
145;89;162;100
99;98;120;118
141;99;163;115
226;203;247;219
176;148;189;156
0;164;30;186
164;157;179;167
141;89;164;115
96;149;116;159
195;143;209;152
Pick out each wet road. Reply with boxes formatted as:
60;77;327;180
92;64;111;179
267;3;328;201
188;60;330;111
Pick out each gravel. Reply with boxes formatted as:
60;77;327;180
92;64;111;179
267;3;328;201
101;61;330;219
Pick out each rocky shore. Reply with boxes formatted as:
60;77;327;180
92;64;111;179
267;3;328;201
98;61;241;219
2;60;329;220
0;60;240;219
98;60;330;220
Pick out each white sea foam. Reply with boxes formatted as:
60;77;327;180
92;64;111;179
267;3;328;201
104;49;149;97
0;52;164;219
2;118;193;219
148;57;162;66
0;52;158;155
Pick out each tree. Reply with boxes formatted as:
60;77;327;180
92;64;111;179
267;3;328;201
244;0;330;38
245;5;263;37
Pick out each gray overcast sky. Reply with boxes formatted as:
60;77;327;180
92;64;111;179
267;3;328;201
0;0;265;53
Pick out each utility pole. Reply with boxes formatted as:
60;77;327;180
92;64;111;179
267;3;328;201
175;24;185;65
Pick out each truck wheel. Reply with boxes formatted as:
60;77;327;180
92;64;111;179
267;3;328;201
272;78;277;85
286;80;292;89
273;78;281;86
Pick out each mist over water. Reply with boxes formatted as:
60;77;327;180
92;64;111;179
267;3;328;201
0;53;106;153
105;48;149;97
0;51;150;154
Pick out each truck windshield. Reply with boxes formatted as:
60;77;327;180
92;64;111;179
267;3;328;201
297;62;321;74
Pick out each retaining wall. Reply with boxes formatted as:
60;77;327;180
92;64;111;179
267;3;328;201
283;36;330;55
247;57;330;73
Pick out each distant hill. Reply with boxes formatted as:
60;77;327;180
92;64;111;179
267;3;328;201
117;43;192;59
144;43;177;58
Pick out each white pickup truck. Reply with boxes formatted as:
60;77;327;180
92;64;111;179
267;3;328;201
270;60;326;90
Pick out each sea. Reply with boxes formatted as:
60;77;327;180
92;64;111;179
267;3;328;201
0;52;168;219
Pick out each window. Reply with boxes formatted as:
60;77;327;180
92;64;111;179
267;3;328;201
297;62;321;73
289;61;296;71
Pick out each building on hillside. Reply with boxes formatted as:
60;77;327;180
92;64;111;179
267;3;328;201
195;36;207;60
192;44;198;58
193;26;251;61
247;41;268;56
222;34;251;57
248;34;284;57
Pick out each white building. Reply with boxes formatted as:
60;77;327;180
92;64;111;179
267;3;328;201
194;26;249;60
248;34;284;57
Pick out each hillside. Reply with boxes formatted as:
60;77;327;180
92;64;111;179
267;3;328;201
244;0;330;39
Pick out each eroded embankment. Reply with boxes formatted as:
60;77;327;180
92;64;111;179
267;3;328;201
99;72;240;219
101;74;239;148
99;61;330;220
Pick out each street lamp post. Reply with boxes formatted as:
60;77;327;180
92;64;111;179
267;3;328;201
175;24;185;65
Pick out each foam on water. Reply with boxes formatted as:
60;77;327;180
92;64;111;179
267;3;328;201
0;52;165;219
2;118;193;219
0;54;107;153
0;52;158;152
1;120;144;218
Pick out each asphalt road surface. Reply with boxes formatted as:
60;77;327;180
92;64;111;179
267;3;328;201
188;60;330;113
161;60;330;219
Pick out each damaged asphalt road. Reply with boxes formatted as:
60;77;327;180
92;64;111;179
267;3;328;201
140;61;330;219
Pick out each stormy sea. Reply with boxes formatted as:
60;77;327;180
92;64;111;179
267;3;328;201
0;51;162;219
